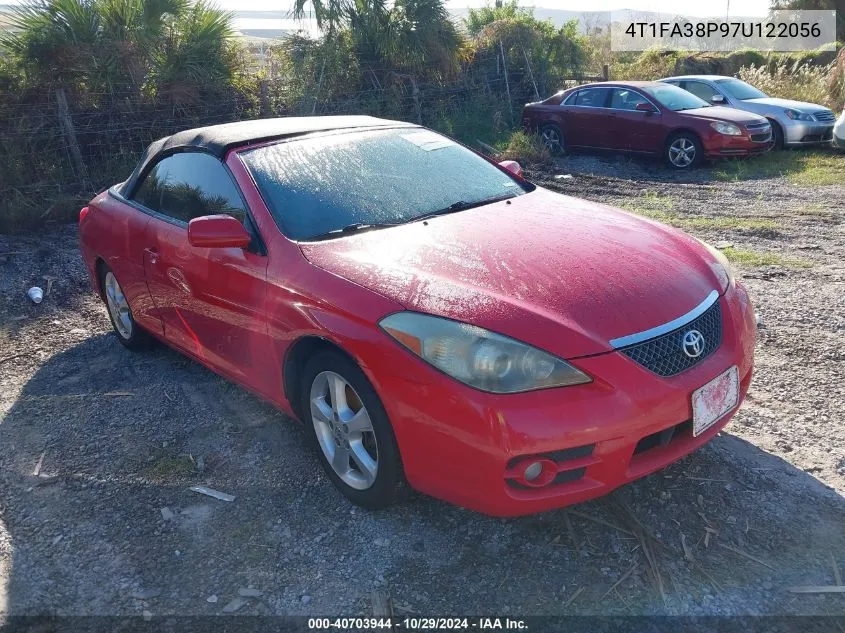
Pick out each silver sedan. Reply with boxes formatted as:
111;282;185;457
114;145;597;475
660;75;836;149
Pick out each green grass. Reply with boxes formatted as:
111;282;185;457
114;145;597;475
721;246;813;268
713;149;845;186
143;455;196;480
622;191;779;232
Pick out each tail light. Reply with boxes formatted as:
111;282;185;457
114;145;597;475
79;206;90;225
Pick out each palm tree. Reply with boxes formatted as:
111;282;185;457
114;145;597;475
1;0;236;101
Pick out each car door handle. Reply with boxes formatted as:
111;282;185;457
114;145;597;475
145;247;159;265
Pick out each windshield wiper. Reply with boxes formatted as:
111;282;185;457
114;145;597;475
410;193;518;224
306;222;399;241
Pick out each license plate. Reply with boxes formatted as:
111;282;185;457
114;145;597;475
692;365;739;437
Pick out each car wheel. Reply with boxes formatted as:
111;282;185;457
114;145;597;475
540;124;565;156
665;132;702;169
301;350;405;509
769;120;784;150
100;266;152;350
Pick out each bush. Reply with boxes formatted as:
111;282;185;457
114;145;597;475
498;130;549;165
738;60;835;107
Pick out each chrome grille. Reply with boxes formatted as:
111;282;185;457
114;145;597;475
619;301;723;377
814;111;835;122
745;121;770;130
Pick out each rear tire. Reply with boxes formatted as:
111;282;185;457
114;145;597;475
540;124;565;156
300;350;405;510
665;132;702;169
99;265;152;351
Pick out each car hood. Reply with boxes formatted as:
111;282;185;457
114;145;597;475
743;97;828;113
299;188;724;359
679;105;765;125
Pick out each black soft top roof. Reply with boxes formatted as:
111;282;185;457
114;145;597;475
121;115;414;196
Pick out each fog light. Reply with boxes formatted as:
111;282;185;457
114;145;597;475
524;461;543;482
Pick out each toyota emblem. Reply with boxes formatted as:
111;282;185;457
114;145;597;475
681;329;705;358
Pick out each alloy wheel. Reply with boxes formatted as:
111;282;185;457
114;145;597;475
541;127;562;153
668;138;696;168
104;272;133;339
309;371;379;490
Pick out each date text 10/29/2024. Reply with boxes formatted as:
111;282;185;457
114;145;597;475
308;618;529;630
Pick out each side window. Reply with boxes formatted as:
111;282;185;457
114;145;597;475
132;161;166;212
610;88;651;111
157;153;248;224
683;81;718;102
573;88;610;108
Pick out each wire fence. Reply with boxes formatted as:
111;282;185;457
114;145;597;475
0;60;605;232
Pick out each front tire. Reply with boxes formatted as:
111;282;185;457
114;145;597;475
665;132;702;169
300;350;405;510
769;119;785;150
100;266;152;350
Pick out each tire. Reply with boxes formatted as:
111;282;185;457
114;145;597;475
540;124;565;156
99;265;152;351
665;132;702;169
769;119;784;150
300;350;405;510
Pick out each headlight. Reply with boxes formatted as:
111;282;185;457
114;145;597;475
696;238;736;291
784;108;813;121
710;121;742;136
379;312;591;394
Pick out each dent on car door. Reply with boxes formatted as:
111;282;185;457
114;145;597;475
136;152;276;395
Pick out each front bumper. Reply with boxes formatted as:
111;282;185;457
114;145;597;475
783;120;834;145
367;282;756;516
833;120;845;149
702;133;772;158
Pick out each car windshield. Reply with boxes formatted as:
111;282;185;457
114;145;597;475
240;128;531;240
715;78;768;100
642;84;710;111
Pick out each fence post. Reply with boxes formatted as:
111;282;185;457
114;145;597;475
55;88;90;192
499;41;513;121
410;75;422;125
521;45;540;101
259;80;271;117
312;56;326;115
602;64;609;81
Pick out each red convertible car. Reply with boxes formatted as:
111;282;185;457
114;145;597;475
79;116;756;516
521;81;773;168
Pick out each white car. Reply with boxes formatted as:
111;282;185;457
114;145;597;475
834;109;845;150
660;75;836;149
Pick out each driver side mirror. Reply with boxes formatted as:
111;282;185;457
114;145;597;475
499;160;523;178
188;215;251;249
711;94;726;104
635;102;657;113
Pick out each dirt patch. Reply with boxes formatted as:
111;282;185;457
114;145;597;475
1;152;844;618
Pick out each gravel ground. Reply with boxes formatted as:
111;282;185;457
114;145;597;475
1;151;844;622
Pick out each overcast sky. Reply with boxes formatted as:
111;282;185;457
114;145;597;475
1;0;773;17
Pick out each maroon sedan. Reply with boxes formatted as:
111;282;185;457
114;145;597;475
521;81;773;168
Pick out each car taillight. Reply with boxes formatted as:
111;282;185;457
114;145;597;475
79;206;90;224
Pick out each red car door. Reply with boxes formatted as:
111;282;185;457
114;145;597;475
136;152;276;396
562;86;612;148
607;87;664;153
